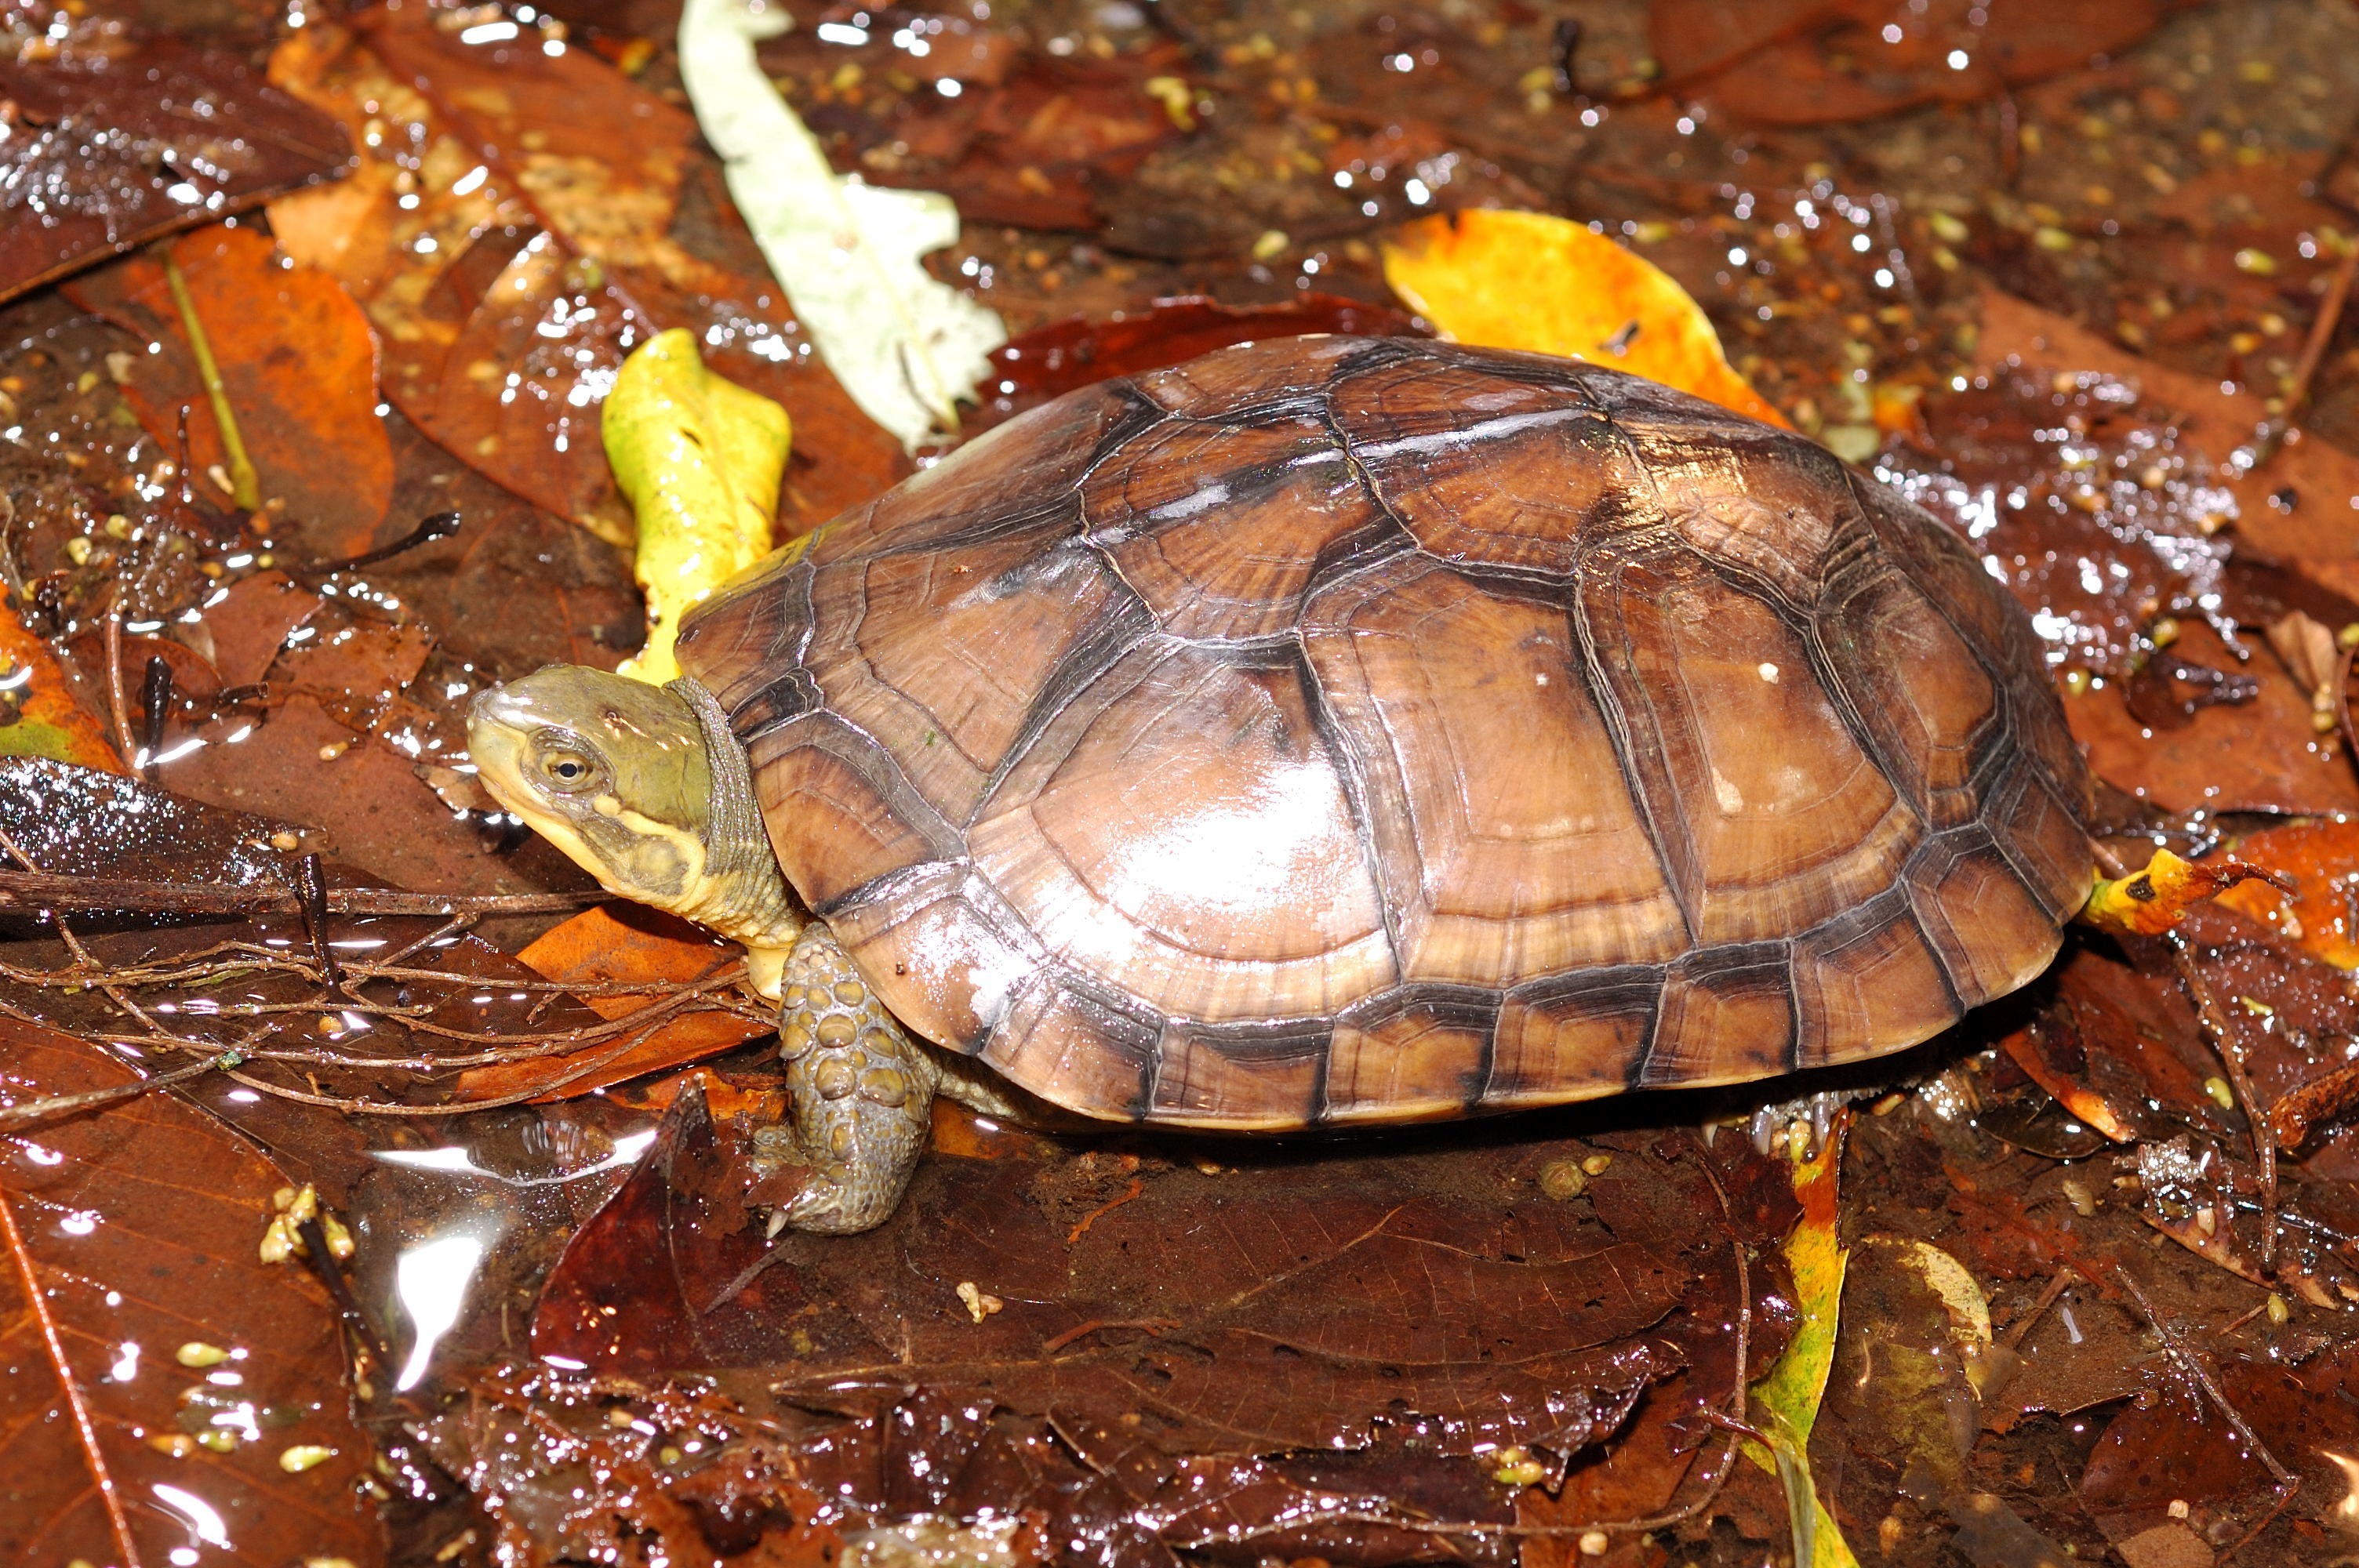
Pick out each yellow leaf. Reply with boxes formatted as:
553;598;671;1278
0;587;123;773
1382;209;1790;429
2081;848;2288;938
603;328;792;684
1743;1122;1862;1568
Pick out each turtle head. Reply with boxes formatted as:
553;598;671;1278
466;666;718;909
466;667;805;980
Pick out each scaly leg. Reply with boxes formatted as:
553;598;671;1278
764;920;940;1235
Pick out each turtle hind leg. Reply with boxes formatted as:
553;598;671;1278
761;921;940;1235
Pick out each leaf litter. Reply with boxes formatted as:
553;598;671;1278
3;0;2359;1563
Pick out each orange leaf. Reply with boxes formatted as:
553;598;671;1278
456;904;771;1102
2211;818;2359;971
60;225;393;558
1381;209;1790;429
0;589;122;774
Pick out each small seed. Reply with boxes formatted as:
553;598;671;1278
955;1280;1003;1323
1579;1152;1613;1177
197;1428;238;1453
2202;1076;2236;1109
1578;1530;1611;1557
279;1444;336;1473
1538;1160;1587;1200
2267;1292;2291;1325
176;1342;231;1368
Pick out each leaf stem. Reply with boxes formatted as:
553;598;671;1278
163;251;260;512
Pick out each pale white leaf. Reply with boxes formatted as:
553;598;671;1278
677;0;1005;450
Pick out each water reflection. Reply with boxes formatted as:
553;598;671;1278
393;1233;488;1392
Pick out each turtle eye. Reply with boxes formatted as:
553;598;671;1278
538;748;601;792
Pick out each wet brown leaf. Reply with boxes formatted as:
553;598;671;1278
2079;1343;2359;1552
0;34;351;303
0;1019;378;1567
536;1081;1792;1462
970;292;1425;434
1655;1;2177;126
772;31;1187;231
62;223;394;557
1975;290;2359;564
266;8;904;543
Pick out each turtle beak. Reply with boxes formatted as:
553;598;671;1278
463;684;536;813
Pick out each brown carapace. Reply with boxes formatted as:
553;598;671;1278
678;336;2092;1130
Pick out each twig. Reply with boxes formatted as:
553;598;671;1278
163;251;259;511
2165;934;2279;1269
2112;1267;2298;1560
102;604;136;768
2285;242;2359;423
0;869;594;917
0;1046;247;1131
2002;1265;2081;1352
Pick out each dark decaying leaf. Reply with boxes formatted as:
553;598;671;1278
0;1019;379;1567
0;34;351;303
511;1080;1800;1558
969;293;1427;434
0;754;314;886
1653;1;2179;126
62;223;394;557
761;25;1187;231
2078;1344;2359;1559
265;7;904;546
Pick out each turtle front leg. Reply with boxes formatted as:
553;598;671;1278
765;921;940;1235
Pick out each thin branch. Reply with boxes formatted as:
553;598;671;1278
0;869;594;917
0;1046;249;1131
163;251;259;511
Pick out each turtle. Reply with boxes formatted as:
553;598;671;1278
467;333;2094;1234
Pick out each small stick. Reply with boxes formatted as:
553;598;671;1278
288;853;341;991
0;869;593;917
289;510;462;579
2284;242;2359;423
0;1047;247;1131
103;605;136;768
162;251;259;511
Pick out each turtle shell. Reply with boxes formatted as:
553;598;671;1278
676;336;2092;1129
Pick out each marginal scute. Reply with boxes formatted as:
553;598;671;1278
674;336;2095;1127
1642;945;1795;1087
1323;997;1491;1121
1789;895;1959;1069
1488;972;1659;1106
1903;831;2063;1009
1147;1023;1329;1125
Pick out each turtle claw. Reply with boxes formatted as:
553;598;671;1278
1745;1089;1853;1160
